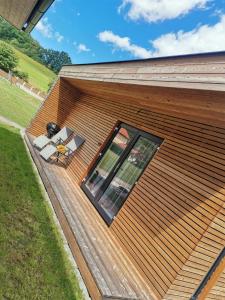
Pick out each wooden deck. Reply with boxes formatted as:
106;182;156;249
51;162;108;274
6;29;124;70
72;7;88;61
25;133;157;300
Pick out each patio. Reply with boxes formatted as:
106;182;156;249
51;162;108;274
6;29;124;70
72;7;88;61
25;133;156;300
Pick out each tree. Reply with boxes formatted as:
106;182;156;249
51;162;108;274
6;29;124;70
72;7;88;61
0;17;72;74
41;49;72;73
0;17;43;63
0;41;18;72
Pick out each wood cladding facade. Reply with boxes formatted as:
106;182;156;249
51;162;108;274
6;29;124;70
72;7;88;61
205;267;225;299
27;66;225;299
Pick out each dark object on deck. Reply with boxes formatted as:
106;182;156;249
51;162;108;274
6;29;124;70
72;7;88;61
46;122;61;138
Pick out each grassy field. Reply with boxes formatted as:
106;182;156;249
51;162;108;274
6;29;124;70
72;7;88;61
13;47;56;93
0;78;40;127
0;123;83;300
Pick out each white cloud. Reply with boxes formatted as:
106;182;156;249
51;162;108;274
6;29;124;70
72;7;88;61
119;0;209;23
36;17;53;38
98;16;225;59
55;32;64;42
98;30;151;58
77;43;91;53
36;17;64;43
150;15;225;56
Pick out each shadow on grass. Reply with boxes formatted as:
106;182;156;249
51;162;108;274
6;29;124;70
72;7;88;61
0;125;83;300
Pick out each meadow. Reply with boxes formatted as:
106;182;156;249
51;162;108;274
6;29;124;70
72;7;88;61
0;78;41;127
14;46;56;93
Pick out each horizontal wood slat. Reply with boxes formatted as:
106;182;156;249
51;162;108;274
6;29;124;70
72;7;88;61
27;77;225;299
205;268;225;300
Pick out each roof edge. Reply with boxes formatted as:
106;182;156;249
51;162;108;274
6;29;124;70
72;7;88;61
22;0;55;33
62;50;225;68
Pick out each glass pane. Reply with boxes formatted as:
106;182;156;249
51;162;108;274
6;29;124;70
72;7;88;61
85;126;135;197
98;136;159;220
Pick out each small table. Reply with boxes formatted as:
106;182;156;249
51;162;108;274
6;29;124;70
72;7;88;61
56;144;67;162
56;144;67;154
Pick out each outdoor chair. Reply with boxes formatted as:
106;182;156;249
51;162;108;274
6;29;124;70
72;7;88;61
33;127;74;150
39;134;85;164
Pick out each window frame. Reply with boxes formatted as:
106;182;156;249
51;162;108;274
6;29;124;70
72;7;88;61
81;122;163;225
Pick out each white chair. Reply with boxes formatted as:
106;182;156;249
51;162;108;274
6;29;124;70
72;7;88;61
33;127;74;150
40;135;85;164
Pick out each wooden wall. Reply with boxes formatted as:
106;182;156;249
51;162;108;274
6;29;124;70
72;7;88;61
164;202;225;299
27;78;225;299
205;269;225;299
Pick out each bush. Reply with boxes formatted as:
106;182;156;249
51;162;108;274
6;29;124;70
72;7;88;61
13;69;29;82
0;41;18;72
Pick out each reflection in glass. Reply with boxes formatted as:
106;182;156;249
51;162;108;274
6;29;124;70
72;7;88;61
98;137;158;219
85;127;135;197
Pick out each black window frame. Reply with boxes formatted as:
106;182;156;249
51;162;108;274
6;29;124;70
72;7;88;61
81;122;163;225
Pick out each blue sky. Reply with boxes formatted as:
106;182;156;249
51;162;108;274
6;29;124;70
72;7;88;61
32;0;225;64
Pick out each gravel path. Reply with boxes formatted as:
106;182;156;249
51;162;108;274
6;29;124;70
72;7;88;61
0;115;24;130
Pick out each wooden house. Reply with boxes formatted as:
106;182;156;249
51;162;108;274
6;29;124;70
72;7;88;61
25;53;225;300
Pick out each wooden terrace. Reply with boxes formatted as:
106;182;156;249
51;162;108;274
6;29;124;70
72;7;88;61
25;134;156;300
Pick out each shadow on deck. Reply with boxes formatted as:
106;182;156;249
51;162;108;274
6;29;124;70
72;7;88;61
25;133;156;300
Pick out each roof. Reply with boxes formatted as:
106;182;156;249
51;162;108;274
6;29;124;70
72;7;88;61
60;51;225;92
0;0;54;32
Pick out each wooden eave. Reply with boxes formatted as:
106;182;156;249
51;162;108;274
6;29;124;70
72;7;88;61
60;52;225;92
59;53;225;129
0;0;54;32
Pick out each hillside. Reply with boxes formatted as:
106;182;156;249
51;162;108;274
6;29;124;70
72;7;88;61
0;17;71;74
13;47;56;93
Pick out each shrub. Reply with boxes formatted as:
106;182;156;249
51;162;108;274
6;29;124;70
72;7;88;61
13;69;29;82
48;78;56;92
0;41;18;72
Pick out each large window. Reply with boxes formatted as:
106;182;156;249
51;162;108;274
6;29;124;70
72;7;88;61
82;123;163;225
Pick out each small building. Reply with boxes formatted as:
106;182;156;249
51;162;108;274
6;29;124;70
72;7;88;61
26;53;225;300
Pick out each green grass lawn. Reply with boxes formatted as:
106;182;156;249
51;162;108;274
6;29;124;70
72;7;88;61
0;78;41;127
0;123;84;300
14;47;56;93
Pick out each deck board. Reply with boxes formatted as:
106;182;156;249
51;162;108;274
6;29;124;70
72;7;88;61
25;134;156;300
